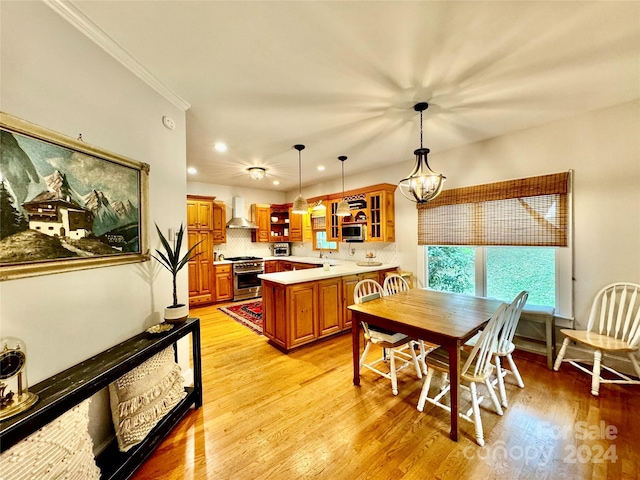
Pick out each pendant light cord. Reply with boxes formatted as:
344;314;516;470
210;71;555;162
298;150;302;195
420;109;423;149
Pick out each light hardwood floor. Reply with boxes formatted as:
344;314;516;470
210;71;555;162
131;302;640;480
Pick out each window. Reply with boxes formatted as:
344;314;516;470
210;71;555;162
419;171;572;316
427;246;475;295
314;231;337;251
426;246;556;308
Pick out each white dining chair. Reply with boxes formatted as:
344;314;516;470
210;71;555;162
417;302;509;446
463;291;528;408
554;282;640;396
354;279;423;395
383;274;437;374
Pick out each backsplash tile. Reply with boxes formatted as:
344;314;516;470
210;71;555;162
215;229;398;265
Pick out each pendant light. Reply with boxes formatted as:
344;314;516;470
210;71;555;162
336;156;351;216
398;102;446;203
292;144;309;214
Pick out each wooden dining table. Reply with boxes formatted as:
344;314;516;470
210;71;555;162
348;288;503;441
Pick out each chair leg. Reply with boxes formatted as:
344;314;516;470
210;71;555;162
591;350;602;396
506;353;524;388
359;341;372;369
417;368;435;412
408;342;423;379
554;337;570;371
628;352;640;379
418;341;428;375
494;357;508;409
389;349;399;395
470;382;485;446
484;378;503;416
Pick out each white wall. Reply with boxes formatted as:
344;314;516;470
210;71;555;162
0;2;188;449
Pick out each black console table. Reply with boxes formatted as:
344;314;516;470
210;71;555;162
0;318;202;480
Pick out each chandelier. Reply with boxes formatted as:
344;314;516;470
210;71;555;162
398;102;446;203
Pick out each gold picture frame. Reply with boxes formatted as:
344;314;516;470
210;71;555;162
0;112;150;281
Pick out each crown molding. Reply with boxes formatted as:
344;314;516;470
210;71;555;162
44;0;191;112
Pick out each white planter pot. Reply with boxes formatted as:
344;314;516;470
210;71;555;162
164;304;189;324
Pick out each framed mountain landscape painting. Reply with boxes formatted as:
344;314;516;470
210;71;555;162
0;112;149;280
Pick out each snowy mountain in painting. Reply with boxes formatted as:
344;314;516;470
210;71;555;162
83;189;124;236
111;199;138;224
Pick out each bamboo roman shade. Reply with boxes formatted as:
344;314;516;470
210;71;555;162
417;172;570;246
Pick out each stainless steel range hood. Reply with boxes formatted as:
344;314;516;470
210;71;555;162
226;197;257;229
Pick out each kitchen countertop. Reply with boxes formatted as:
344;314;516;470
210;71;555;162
258;260;398;285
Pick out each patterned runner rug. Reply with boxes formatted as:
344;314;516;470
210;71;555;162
218;299;263;335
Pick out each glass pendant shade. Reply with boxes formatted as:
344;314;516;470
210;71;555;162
336;199;351;216
398;148;446;203
248;167;266;180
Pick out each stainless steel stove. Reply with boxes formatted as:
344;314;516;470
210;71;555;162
225;256;264;301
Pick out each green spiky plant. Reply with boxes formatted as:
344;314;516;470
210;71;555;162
152;223;201;307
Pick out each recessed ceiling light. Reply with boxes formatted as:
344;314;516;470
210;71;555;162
187;167;197;174
317;165;325;171
272;180;280;185
214;142;227;152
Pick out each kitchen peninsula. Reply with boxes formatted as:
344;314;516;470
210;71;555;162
259;259;398;351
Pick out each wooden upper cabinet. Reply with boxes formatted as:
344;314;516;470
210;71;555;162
187;197;213;230
251;204;270;243
288;206;305;242
367;185;395;242
326;199;341;242
212;201;226;244
269;204;290;242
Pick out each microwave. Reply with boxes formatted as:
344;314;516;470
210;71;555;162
341;223;366;242
273;242;290;256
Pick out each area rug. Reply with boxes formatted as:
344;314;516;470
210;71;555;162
218;299;263;335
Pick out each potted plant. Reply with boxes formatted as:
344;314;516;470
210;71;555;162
152;223;201;323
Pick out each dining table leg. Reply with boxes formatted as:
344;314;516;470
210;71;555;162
352;313;361;386
447;342;461;441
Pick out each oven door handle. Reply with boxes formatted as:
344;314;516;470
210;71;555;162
234;269;265;274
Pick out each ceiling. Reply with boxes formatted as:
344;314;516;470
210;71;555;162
59;1;639;192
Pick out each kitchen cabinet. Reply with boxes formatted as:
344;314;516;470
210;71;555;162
188;230;213;306
262;267;397;351
212;201;226;244
251;204;270;243
187;197;212;230
317;277;343;337
326;199;341;242
288;283;318;348
342;271;390;329
262;282;287;349
288;207;313;243
214;264;233;302
303;213;313;242
367;185;396;242
187;196;216;306
288;206;303;242
264;260;279;273
269;204;290;242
